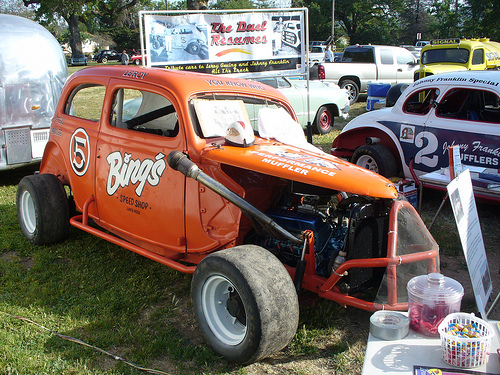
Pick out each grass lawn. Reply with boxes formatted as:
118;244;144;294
1;70;499;374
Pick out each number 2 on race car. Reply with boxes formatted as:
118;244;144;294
414;131;438;168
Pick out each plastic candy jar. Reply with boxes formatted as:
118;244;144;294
407;273;464;336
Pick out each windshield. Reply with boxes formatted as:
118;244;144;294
190;94;289;139
375;202;439;305
421;48;469;64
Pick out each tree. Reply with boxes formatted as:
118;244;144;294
22;0;140;56
0;0;35;18
462;0;500;40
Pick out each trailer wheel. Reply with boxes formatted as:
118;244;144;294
340;79;359;104
352;144;398;178
17;174;69;245
314;105;333;134
191;245;299;364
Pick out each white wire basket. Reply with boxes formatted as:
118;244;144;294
438;312;494;368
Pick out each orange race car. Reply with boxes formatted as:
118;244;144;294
16;66;438;364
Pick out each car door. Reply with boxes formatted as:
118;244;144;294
95;80;187;254
427;87;500;171
395;48;418;84
275;77;307;126
376;48;396;82
62;80;108;218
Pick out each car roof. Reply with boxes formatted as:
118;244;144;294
410;71;500;92
65;66;289;103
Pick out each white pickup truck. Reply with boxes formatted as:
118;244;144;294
311;45;419;103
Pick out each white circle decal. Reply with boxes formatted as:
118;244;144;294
69;128;91;176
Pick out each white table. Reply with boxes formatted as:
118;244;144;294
362;324;500;374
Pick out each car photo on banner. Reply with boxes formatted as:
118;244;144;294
331;71;500;179
253;76;349;134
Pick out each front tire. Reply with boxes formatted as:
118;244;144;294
352;144;398;178
191;246;299;364
340;79;360;104
16;174;69;245
314;105;333;134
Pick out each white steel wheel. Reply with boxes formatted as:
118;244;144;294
18;190;36;234
191;245;299;364
356;154;380;173
201;275;247;346
16;174;70;245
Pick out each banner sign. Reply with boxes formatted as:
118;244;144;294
142;10;306;77
447;169;493;319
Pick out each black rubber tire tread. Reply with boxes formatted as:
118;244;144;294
352;144;399;178
16;174;70;245
191;245;299;364
340;79;360;104
314;105;333;134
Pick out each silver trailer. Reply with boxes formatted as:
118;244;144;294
0;14;67;170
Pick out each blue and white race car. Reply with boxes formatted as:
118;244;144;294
331;71;500;178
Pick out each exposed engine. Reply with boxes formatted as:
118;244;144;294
253;181;393;294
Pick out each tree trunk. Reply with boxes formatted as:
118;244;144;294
67;13;83;56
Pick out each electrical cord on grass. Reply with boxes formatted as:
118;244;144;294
1;311;171;375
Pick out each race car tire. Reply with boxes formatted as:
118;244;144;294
314;105;334;134
352;144;398;178
16;174;69;245
191;245;299;364
340;79;360;104
186;42;201;55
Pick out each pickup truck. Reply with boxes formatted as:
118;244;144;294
16;66;438;363
415;38;500;80
310;45;419;104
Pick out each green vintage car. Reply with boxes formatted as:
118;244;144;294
254;76;349;134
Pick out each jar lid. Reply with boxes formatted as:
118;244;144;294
407;273;464;303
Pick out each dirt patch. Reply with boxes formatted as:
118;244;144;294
0;251;34;270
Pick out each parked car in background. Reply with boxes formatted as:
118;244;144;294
254;76;349;134
131;54;147;65
93;50;121;63
331;71;500;179
309;45;326;64
415;40;430;50
71;54;88;66
311;45;419;104
414;38;500;80
401;45;420;61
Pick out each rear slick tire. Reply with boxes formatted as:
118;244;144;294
352;144;398;178
191;245;299;364
16;174;69;245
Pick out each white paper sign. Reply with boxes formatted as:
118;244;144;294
447;169;492;319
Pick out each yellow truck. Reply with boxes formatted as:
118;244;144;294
414;37;500;80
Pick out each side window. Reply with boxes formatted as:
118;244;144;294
403;88;439;115
276;77;292;89
65;84;106;121
396;50;414;64
435;88;499;122
472;49;484;65
111;88;179;137
436;88;469;119
380;49;393;64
